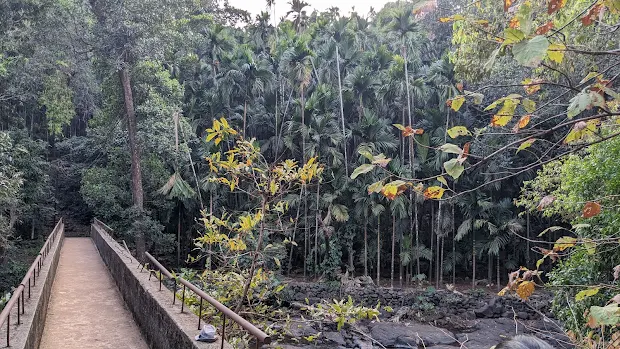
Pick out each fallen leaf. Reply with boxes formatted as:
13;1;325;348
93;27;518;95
516;281;535;300
581;4;605;26
582;201;601;218
535;22;554;34
548;0;566;14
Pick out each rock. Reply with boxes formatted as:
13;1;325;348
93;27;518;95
517;312;529;320
463;310;477;320
323;332;346;346
353;338;373;349
370;322;456;347
474;304;494;318
287;322;318;337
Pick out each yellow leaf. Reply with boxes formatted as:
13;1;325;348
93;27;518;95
554;236;577;251
547;43;566;64
516;281;535;300
424;186;445;200
381;184;399;200
575;288;600;301
491;114;512;127
450;95;466;112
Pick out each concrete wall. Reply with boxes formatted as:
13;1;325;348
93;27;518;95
91;224;231;349
0;223;64;349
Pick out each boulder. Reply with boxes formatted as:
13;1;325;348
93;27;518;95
370;322;456;347
323;332;346;346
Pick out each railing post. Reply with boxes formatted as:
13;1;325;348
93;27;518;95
181;285;186;313
198;298;203;330
17;295;20;325
220;314;226;349
173;280;177;305
159;272;162;291
7;312;10;347
21;290;24;314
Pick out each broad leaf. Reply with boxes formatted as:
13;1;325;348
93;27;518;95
450;95;465;111
588;304;620;327
447;126;472;138
351;164;375;179
368;180;384;194
438;143;463;154
582;201;602;218
576;288;600;301
513;35;550;67
424;186;445;200
522;98;536;113
503;28;525;44
547;43;566;63
444;159;465;179
517;138;536;153
554;236;577;251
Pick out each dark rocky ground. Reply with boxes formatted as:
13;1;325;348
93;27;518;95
267;281;571;349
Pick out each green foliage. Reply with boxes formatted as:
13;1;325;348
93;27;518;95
303;296;381;331
39;71;75;137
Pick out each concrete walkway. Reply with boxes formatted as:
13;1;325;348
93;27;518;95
39;238;148;349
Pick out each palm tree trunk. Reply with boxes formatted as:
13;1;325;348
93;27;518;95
177;201;181;268
335;45;348;177
526;211;530;265
497;253;501;292
304;188;308;280
430;203;434;282
472;230;476;289
314;181;320;278
364;215;368;276
391;213;395;288
377;216;381;286
415;201;420;278
440;236;445;286
243;100;247;138
288;188;304;275
452;203;456;284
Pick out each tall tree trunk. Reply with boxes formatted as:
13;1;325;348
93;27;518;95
452;203;456;284
30;213;36;240
120;66;145;259
430;203;434;282
376;215;381;286
335;45;348;177
177;202;181;268
391;214;395;288
288;189;304;275
472;230;476;289
304;187;308;280
243;100;247;138
526;211;530;265
364;215;368;276
487;256;492;284
314;182;320;278
415;201;420;278
497;253;501;292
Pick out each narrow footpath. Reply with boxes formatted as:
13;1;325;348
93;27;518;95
39;238;148;349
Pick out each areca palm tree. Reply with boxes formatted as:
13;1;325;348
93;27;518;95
287;0;309;32
344;66;378;122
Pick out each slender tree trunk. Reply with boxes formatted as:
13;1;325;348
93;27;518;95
314;182;320;278
243;100;247;138
364;215;368;276
440;237;445;286
497;253;501;292
288;189;304;275
526;211;530;265
376;215;380;286
304;188;308;280
430;203;434;282
177;202;181;268
391;214;395;288
335;45;349;177
120;66;145;259
452;203;456;284
415;201;420;278
236;198;267;313
472;230;476;289
30;213;36;240
487;256;492;284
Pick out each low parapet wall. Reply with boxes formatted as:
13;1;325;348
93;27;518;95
0;221;64;349
90;223;231;349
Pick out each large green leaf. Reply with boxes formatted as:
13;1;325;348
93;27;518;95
444;158;465;179
416;133;430;163
512;35;550;67
351;164;375;179
438;143;463;155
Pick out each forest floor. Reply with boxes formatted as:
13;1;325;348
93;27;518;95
266;278;571;349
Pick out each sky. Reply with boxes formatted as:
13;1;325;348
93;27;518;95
227;0;392;22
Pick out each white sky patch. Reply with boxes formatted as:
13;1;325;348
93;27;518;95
227;0;393;22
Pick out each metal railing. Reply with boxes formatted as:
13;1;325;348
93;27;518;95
0;218;64;347
144;252;271;349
